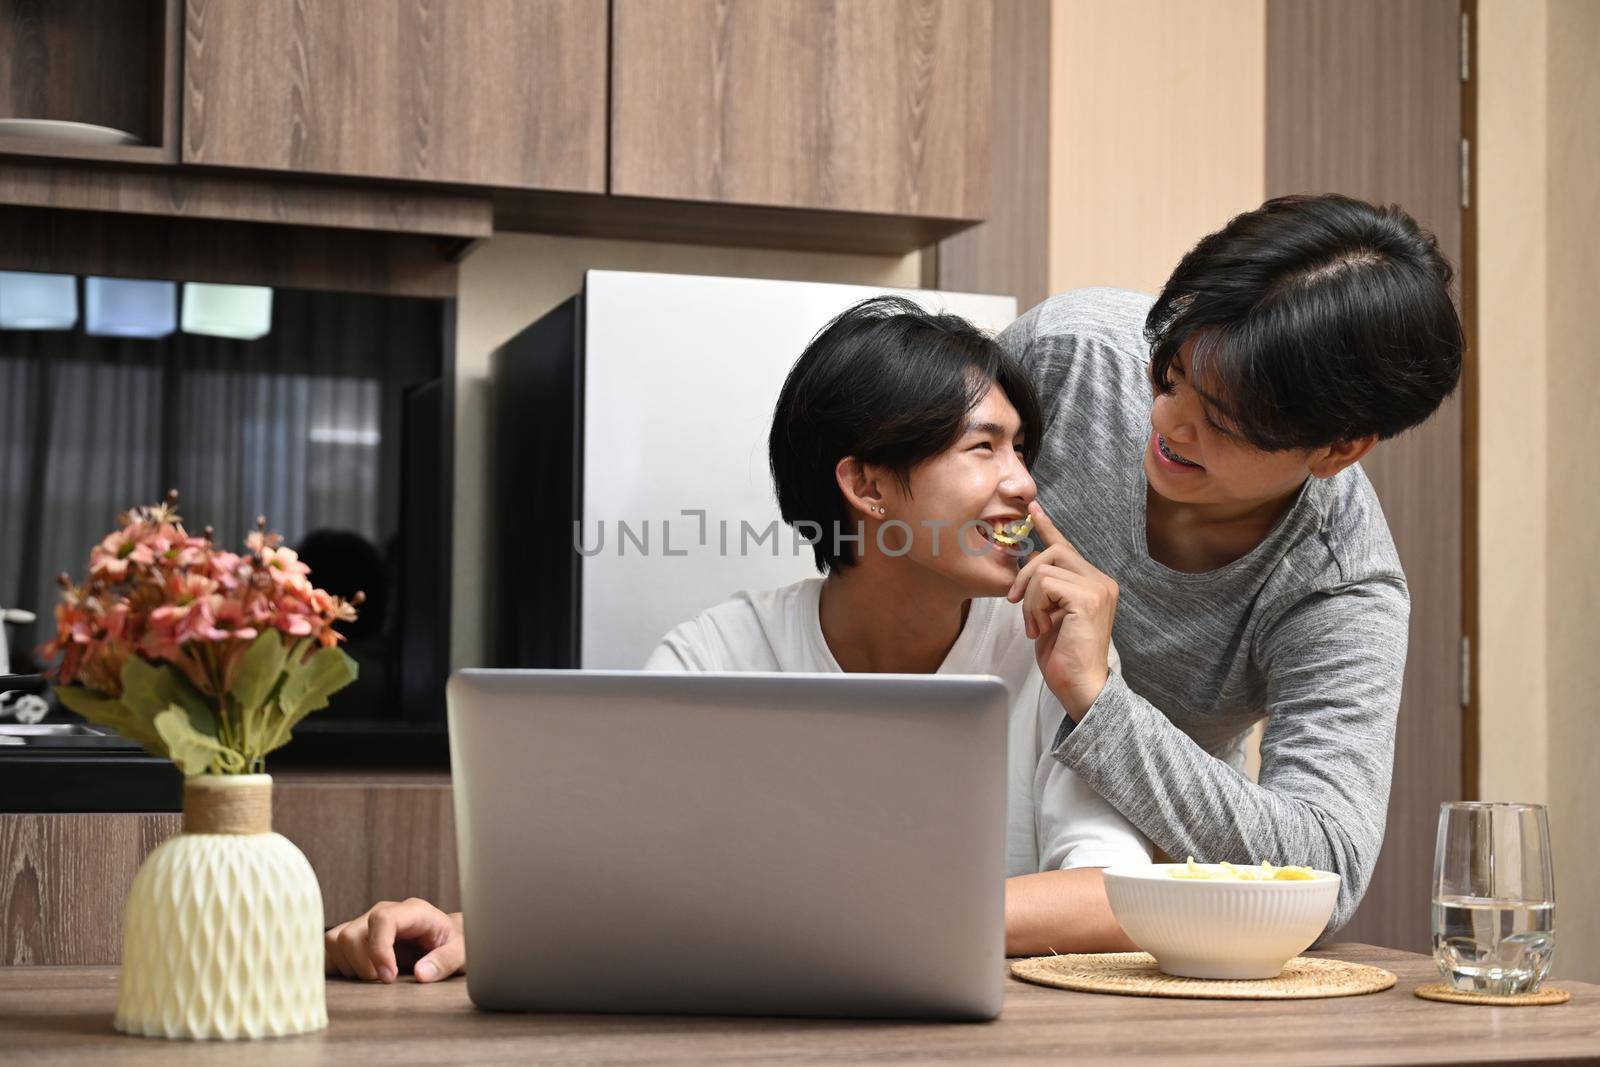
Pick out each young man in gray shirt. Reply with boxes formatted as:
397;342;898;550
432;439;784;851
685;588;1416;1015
1000;193;1464;934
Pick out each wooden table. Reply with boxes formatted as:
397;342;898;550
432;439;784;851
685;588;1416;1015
4;944;1597;1066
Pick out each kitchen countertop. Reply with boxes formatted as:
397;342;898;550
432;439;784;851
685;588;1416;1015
4;943;1598;1066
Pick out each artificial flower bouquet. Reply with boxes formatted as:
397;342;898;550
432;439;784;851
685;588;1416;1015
43;492;359;775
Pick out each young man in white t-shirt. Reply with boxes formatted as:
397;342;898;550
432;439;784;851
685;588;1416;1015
323;297;1149;985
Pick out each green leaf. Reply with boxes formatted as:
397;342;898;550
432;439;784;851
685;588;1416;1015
231;631;289;712
278;646;358;729
121;657;218;737
54;685;167;757
154;706;243;776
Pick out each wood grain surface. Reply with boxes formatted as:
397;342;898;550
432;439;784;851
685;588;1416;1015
0;772;457;965
273;770;460;928
2;944;1596;1065
0;207;460;298
182;0;607;191
0;0;167;144
933;0;1050;308
1266;0;1466;955
610;0;991;220
491;188;978;256
1047;0;1266;296
0;814;179;966
0;0;181;165
0;159;492;237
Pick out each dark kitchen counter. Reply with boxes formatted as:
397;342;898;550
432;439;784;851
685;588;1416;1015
0;714;182;813
0;719;448;814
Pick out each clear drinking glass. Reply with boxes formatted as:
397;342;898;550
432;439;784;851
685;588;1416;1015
1432;802;1556;994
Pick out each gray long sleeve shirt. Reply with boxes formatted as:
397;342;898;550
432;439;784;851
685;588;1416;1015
999;287;1409;935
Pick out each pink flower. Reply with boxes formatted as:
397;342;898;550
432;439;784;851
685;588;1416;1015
173;535;211;567
89;525;157;580
275;609;316;638
209;553;249;592
168;572;219;605
259;545;312;583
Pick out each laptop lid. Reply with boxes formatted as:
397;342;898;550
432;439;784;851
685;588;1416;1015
448;669;1008;1020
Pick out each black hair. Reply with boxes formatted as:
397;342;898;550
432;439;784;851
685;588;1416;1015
1146;193;1464;451
769;296;1041;574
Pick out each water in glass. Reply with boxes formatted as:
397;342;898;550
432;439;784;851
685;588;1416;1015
1432;802;1556;995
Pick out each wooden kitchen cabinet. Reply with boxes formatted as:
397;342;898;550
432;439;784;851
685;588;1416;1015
610;0;992;221
182;0;607;192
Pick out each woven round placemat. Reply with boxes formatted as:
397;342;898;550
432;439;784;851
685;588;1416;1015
1010;952;1397;1000
1414;982;1570;1007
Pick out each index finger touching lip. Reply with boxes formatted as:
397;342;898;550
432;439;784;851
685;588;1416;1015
1026;500;1067;550
1025;500;1092;570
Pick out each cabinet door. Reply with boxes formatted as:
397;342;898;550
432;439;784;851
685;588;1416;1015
610;0;991;220
183;0;607;191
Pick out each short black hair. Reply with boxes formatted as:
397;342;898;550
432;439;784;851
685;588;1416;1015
1146;193;1464;451
769;296;1041;574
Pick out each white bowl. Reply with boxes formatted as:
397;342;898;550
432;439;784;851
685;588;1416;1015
1103;863;1341;980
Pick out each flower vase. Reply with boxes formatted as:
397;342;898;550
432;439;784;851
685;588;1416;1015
114;774;327;1040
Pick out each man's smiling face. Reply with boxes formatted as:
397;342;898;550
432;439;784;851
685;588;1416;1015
872;382;1038;597
1144;339;1322;510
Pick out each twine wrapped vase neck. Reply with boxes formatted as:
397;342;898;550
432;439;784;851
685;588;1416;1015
182;773;273;835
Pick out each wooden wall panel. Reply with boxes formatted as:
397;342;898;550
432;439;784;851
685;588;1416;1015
183;0;608;192
0;773;458;965
1543;0;1600;985
0;813;180;965
932;0;1050;309
1049;0;1266;296
610;0;991;220
1473;1;1546;805
1267;0;1465;952
273;773;460;928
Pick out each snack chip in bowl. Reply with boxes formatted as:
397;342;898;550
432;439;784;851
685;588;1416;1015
1168;856;1319;881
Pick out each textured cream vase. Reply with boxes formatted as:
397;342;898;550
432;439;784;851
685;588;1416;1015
115;774;328;1040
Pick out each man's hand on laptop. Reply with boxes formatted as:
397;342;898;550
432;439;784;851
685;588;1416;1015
324;898;466;983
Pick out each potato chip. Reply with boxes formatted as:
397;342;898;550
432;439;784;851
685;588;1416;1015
1168;856;1320;881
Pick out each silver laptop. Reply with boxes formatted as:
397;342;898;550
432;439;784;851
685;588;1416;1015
447;669;1009;1020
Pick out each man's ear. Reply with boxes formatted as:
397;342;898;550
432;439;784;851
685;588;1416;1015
1308;434;1378;479
835;456;887;518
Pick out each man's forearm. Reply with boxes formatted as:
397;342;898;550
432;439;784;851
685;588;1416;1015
1053;673;1391;935
1004;868;1137;958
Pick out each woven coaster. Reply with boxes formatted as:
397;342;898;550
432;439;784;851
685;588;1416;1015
1011;952;1397;1000
1414;982;1570;1007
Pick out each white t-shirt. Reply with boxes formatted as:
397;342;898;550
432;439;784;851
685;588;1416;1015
644;578;1152;877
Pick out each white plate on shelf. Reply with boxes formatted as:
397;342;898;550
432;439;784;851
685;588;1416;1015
0;118;140;146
